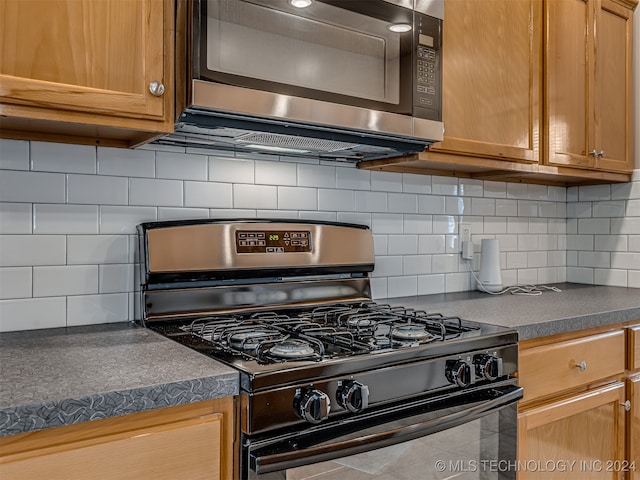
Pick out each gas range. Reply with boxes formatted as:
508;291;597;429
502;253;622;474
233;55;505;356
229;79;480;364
136;219;521;478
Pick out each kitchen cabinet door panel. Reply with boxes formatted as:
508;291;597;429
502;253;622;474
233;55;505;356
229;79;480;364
629;375;640;480
427;0;541;163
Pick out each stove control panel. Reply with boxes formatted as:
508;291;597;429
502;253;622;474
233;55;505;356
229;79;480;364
445;358;476;388
294;388;331;424
336;380;369;413
236;230;311;253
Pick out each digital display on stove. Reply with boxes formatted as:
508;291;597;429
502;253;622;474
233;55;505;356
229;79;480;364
236;230;311;253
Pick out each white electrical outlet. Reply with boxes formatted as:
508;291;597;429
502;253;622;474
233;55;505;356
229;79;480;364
459;223;473;259
459;223;472;244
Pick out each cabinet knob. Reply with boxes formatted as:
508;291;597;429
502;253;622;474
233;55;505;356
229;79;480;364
590;149;599;157
598;150;606;158
621;400;631;412
574;360;587;372
149;81;165;97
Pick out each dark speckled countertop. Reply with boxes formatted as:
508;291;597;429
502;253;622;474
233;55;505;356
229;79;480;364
1;284;638;438
0;322;238;437
384;283;640;340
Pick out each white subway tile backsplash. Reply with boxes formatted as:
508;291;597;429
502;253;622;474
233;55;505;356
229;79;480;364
402;255;431;275
97;147;155;177
256;160;297;186
445;196;470;215
318;189;354;212
458;179;483;197
67;235;128;265
156;152;207;180
129;178;183;207
483;181;506;198
371;171;403;192
234;184;277;209
593;269;627;287
471;198;495;216
298;164;335;188
387;276;417;297
387;235;418;255
67;174;128;205
418;195;445;214
388;193;417;213
0;267;32;299
209;156;254;184
0;235;66;267
31;142;96;174
2;140;637;330
402;173;431;194
336;167;370;190
33;265;98;297
67;293;129;326
278;186;317;211
159;207;209;221
184;181;232;208
99;206;157;234
0;139;29;170
0;170;65;203
371;214;404;234
0;297;67;331
355;191;387;212
431;177;458;196
99;264;133;293
403;214;432;235
34;204;99;234
0;203;32;234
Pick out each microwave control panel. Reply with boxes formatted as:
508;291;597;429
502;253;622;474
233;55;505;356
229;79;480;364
414;12;442;121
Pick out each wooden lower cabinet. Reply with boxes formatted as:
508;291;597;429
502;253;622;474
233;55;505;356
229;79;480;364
629;375;640;480
0;397;235;480
518;382;627;479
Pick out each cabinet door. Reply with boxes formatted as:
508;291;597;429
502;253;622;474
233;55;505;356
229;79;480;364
518;382;627;480
594;0;634;172
545;0;634;172
0;413;223;480
0;0;167;122
630;375;640;480
427;0;541;163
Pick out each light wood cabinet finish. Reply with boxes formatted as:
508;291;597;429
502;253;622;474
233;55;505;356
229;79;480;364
517;382;627;480
0;397;235;480
545;0;635;173
518;330;626;404
0;0;174;147
629;326;640;371
629;375;640;480
427;0;541;163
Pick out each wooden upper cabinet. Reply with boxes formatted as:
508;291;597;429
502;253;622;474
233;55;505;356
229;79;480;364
545;0;636;173
427;0;542;163
0;0;174;147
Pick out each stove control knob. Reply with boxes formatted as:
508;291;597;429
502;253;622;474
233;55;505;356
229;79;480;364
474;354;503;381
295;388;331;424
445;359;475;388
337;380;369;413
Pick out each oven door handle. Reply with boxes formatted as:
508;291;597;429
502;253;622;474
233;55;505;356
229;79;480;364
251;384;523;474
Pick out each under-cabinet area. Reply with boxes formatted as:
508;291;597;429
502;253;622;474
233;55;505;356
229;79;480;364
517;322;640;479
0;397;235;480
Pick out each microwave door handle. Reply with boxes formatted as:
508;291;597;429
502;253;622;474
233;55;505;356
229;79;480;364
251;385;523;474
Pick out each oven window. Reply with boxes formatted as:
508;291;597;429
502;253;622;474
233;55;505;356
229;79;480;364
278;409;516;480
205;0;405;104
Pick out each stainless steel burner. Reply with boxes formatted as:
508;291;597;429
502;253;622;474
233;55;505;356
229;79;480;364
391;324;436;342
269;339;316;359
230;329;281;351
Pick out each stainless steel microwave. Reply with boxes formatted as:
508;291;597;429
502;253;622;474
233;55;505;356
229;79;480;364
165;0;444;161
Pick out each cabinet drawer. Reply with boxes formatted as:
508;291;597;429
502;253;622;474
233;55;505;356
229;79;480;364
629;325;640;371
519;330;625;403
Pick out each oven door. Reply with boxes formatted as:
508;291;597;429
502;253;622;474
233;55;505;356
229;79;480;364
244;381;523;480
195;0;441;119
